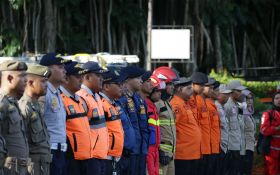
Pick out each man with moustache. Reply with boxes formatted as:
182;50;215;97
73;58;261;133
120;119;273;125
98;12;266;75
19;65;52;175
76;61;109;175
19;64;52;175
99;70;125;175
0;60;32;175
118;66;145;175
170;77;201;175
59;61;94;175
39;53;72;175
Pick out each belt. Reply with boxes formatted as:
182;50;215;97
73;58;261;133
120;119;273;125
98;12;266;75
4;157;34;174
51;143;67;152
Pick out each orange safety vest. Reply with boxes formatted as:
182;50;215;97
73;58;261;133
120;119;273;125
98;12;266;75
76;88;109;159
101;95;124;157
60;92;93;160
206;98;221;154
193;95;211;155
170;95;201;160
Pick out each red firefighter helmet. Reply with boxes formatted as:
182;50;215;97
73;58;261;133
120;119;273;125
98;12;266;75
152;66;179;83
150;75;166;90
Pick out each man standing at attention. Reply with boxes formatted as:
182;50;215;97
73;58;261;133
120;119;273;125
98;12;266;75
19;64;52;175
39;53;71;175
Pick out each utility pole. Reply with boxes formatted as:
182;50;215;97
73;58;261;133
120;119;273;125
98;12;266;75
146;0;153;70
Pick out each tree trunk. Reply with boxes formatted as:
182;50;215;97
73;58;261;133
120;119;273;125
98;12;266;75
184;0;189;25
241;32;247;75
34;0;41;54
214;25;223;73
107;0;113;53
146;0;152;70
93;0;99;52
89;0;95;51
231;25;239;73
44;0;56;52
22;0;28;52
99;0;104;51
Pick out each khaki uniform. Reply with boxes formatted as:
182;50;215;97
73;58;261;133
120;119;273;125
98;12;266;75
155;99;176;175
0;92;31;175
19;94;52;175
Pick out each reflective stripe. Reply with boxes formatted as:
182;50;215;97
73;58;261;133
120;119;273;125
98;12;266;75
90;123;107;129
160;144;175;153
159;119;175;125
272;135;280;138
148;118;160;126
270;146;280;150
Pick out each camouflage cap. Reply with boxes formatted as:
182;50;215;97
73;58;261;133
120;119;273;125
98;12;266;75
26;64;51;78
0;60;27;71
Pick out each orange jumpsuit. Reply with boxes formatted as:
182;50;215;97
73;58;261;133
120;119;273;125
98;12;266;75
170;95;201;160
205;98;221;154
193;95;211;155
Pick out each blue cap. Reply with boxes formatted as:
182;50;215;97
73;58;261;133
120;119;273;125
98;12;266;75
82;61;108;74
142;71;152;82
102;70;123;84
121;66;145;79
39;53;72;66
65;61;86;75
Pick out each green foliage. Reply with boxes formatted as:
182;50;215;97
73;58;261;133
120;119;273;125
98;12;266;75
209;70;279;98
0;29;21;56
8;0;23;10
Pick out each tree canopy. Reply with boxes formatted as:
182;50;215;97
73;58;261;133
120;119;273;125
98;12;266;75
0;0;279;73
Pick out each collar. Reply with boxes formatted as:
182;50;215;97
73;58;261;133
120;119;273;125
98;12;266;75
60;86;79;101
124;90;133;97
81;84;94;96
99;92;115;105
47;82;58;94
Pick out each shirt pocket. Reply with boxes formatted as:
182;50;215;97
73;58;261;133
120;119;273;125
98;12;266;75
8;109;21;134
30;114;45;143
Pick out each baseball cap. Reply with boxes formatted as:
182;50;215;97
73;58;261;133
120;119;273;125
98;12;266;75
26;64;51;78
174;77;192;86
205;77;216;86
65;61;87;75
227;80;247;91
102;70;123;84
191;72;208;84
82;61;108;74
39;53;72;66
121;66;145;79
219;84;232;94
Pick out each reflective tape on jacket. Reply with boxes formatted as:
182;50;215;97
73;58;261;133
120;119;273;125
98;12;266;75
160;143;175;153
76;88;109;159
159;119;175;125
101;96;124;157
60;92;93;160
148;118;160;126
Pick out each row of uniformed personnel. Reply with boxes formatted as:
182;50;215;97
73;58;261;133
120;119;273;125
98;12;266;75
0;52;255;175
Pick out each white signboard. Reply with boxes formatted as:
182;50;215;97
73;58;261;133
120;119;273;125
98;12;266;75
151;29;191;59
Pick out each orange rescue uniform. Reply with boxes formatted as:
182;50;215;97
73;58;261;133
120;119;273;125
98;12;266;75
77;87;109;159
193;95;211;155
205;98;221;154
101;94;124;157
170;95;201;160
60;92;94;160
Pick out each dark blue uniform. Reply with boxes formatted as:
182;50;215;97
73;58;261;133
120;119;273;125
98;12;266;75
132;93;149;175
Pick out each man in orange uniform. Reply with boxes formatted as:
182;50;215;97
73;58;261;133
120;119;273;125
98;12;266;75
170;77;201;175
59;61;94;175
203;77;221;174
190;72;210;175
76;61;109;175
100;70;124;175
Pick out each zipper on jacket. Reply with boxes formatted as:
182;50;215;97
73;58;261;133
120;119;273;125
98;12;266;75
73;133;77;152
93;135;99;150
111;133;115;150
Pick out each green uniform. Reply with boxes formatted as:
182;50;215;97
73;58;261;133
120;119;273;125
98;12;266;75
19;94;52;175
0;60;32;175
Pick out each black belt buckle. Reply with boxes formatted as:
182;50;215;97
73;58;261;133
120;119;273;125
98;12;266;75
58;143;61;151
